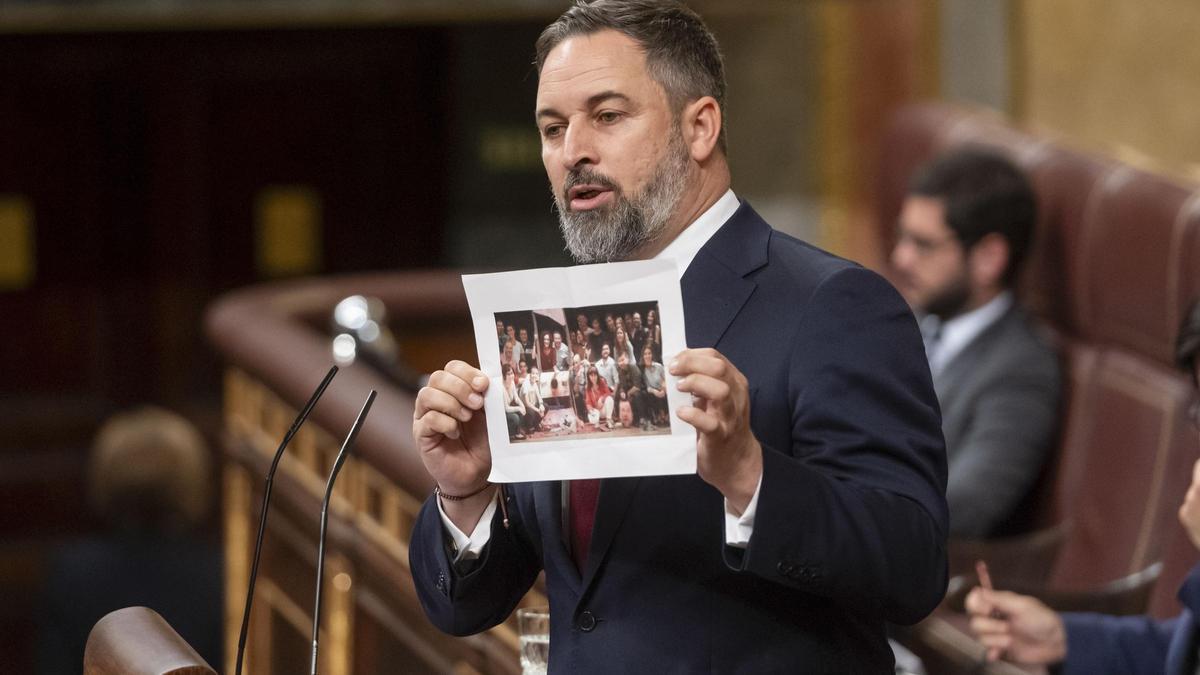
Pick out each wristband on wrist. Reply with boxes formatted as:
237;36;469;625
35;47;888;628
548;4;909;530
435;482;492;501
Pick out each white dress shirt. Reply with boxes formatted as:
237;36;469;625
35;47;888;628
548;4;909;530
440;189;762;558
922;291;1014;377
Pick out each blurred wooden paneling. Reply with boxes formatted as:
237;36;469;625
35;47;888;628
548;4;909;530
1017;0;1200;181
0;26;451;417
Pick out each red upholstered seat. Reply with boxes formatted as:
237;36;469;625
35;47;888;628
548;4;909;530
878;103;1200;671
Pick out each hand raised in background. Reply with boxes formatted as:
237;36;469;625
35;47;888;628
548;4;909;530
965;585;1065;670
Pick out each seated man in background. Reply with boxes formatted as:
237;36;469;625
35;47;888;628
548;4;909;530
891;147;1062;538
37;406;222;673
966;301;1200;675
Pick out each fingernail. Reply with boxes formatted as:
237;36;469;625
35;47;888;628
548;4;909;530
473;375;488;388
669;359;679;373
468;393;483;407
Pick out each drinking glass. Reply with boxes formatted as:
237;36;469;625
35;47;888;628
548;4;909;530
517;606;550;675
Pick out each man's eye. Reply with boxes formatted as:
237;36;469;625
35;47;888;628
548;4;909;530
542;125;564;139
597;111;621;123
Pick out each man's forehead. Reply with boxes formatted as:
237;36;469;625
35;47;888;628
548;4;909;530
537;31;654;106
900;196;950;233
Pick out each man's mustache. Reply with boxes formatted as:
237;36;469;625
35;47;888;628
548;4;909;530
562;169;621;205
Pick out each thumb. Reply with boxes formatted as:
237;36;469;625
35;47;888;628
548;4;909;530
965;587;990;615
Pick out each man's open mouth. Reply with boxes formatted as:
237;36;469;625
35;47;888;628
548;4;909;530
567;184;615;210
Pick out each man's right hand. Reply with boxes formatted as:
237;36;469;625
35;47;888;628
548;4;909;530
414;360;495;531
965;586;1066;668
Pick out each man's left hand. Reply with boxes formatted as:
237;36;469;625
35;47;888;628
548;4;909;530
671;348;762;514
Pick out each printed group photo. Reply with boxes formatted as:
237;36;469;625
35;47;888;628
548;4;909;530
494;301;670;443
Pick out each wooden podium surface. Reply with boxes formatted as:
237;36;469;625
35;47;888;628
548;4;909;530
85;607;215;675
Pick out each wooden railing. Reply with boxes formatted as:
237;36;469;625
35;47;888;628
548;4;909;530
207;270;546;675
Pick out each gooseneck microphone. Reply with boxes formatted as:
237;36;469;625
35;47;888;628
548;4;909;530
310;389;376;675
235;365;338;675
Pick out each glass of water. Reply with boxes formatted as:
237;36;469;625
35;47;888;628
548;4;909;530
517;606;550;675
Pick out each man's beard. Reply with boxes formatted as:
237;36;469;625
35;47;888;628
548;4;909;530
923;272;971;320
552;129;691;264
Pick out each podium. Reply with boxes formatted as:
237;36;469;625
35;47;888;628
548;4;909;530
85;607;215;675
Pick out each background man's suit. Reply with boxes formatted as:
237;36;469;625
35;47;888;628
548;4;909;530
1060;564;1200;674
410;203;949;673
935;305;1061;537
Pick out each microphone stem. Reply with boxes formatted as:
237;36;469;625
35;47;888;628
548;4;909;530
234;364;337;675
311;496;332;675
310;389;375;675
235;474;274;675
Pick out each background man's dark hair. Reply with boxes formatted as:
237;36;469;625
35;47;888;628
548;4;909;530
534;0;728;152
910;147;1037;287
1177;300;1200;381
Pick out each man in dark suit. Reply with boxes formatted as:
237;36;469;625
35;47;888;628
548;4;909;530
409;1;948;672
891;148;1062;538
966;301;1200;674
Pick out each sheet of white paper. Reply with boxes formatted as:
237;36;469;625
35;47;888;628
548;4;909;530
462;259;695;482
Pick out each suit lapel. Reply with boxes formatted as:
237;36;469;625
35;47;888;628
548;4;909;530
933;306;1018;406
681;201;770;349
534;481;581;595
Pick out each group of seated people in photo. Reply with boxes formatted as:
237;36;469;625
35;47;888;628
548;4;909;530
495;307;667;437
500;361;548;440
572;344;670;432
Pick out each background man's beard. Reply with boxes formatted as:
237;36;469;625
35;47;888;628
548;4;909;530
923;274;971;319
553;133;691;264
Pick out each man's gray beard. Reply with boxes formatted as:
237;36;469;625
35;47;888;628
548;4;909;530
553;133;691;264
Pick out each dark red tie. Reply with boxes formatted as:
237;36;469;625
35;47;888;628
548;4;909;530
569;479;601;573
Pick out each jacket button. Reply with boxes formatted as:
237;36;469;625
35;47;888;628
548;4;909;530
577;610;597;632
777;561;794;576
436;573;447;594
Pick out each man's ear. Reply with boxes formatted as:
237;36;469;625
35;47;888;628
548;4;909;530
682;96;722;163
968;233;1012;290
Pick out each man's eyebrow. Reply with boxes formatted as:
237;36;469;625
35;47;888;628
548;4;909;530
535;91;632;123
586;90;631;108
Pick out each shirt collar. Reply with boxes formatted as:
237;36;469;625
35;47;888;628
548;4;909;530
653;189;739;279
926;291;1014;375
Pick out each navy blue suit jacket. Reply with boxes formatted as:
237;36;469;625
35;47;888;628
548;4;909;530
1063;564;1200;675
410;202;949;673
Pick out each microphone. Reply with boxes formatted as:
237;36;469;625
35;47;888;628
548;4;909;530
310;389;376;675
235;365;338;675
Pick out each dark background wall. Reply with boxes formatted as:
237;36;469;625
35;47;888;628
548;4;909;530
0;18;560;672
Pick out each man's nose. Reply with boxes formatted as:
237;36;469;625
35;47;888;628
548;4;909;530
891;239;913;272
562;123;598;169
